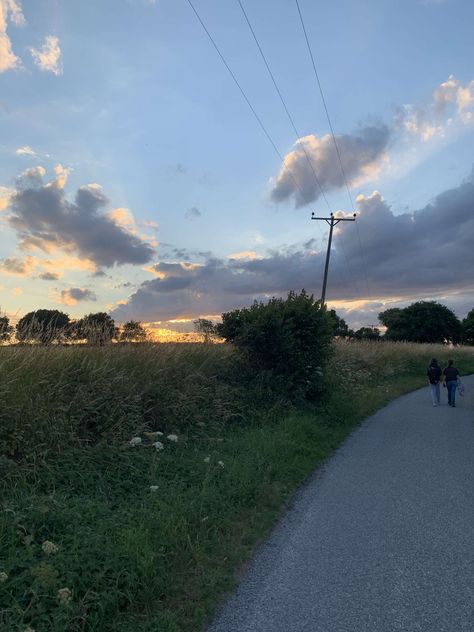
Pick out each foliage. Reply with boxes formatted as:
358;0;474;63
120;320;147;342
0;315;14;342
1;341;474;631
353;326;381;341
218;290;333;398
379;301;461;344
193;318;218;343
462;308;474;345
16;310;70;345
327;309;350;337
73;312;116;345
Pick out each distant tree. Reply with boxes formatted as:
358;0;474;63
327;309;350;338
0;315;14;343
462;308;474;345
74;312;115;345
353;326;381;341
120;320;147;342
16;310;70;344
379;301;461;344
193;318;218;343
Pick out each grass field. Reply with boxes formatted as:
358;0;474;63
1;341;474;631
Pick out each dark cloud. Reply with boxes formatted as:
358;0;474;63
271;124;390;207
61;287;97;304
0;256;33;275
185;206;202;220
112;170;474;324
38;271;60;281
8;179;156;268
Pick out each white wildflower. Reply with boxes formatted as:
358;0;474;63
57;587;72;604
129;437;142;446
202;516;209;522
0;571;8;583
153;441;164;451
217;460;224;468
41;540;58;555
203;456;210;463
23;627;35;632
167;434;178;443
150;485;159;492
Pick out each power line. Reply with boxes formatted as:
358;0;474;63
235;0;361;299
295;0;371;298
236;0;331;214
185;0;352;295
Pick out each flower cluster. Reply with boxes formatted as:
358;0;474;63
41;540;59;555
57;587;72;604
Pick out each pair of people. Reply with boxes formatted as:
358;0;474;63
427;359;461;407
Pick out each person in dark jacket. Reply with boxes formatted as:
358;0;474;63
443;360;460;407
427;358;442;406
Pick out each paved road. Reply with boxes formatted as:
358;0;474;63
208;376;474;632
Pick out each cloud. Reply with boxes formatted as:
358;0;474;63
112;169;474;324
30;35;62;75
16;145;36;156
0;0;24;73
185;206;202;219
60;287;97;306
270;124;390;207
270;76;474;209
228;250;258;260
38;271;60;281
396;75;474;140
0;255;36;275
6;166;156;268
0;186;13;211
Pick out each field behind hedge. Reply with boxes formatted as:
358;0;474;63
1;341;474;632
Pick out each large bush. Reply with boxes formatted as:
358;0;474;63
217;290;333;398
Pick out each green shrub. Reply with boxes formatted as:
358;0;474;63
217;290;333;399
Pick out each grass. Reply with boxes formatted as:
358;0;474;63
1;341;474;631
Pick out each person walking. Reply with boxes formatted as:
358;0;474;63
427;358;442;406
443;359;460;407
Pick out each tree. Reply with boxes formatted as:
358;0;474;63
462;308;474;345
0;316;14;343
120;320;147;342
327;309;350;338
193;318;218;343
16;310;70;344
74;312;115;345
379;301;461;344
217;290;333;398
353;327;381;341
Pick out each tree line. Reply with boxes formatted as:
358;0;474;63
195;300;474;346
1;299;473;347
0;310;147;345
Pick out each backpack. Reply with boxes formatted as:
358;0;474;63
427;365;441;383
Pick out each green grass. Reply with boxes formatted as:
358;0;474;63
1;341;474;631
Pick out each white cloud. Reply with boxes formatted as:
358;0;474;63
30;35;62;76
16;145;36;156
0;0;25;73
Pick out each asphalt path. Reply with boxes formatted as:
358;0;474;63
207;376;474;632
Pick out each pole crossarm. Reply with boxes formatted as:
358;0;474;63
311;212;357;304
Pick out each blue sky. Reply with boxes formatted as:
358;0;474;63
1;0;474;333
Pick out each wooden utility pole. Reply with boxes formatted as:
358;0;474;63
311;212;357;304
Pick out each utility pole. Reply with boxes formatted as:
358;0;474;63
311;212;357;305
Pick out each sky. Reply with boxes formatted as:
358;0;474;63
1;0;474;335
